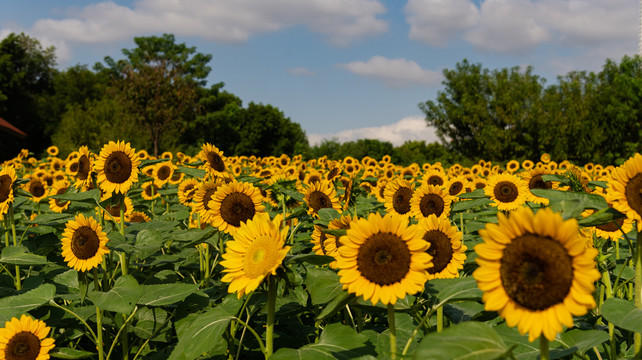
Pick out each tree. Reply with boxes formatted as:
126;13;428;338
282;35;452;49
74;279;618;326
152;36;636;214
0;33;56;159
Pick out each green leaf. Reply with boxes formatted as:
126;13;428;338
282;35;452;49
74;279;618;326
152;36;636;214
305;268;344;305
28;213;75;225
138;283;199;306
457;189;486;199
321;229;347;237
0;284;56;324
541;174;568;183
170;227;217;242
0;246;48;265
427;277;482;306
578;207;625;227
413;322;509;360
286;254;334;266
49;348;95;359
601;298;642;332
452;198;492;212
318;208;341;221
373;313;420;359
558;329;609;356
88;275;143;314
530;189;608;210
271;323;375;359
133;229;165;260
168;300;242;360
177;166;206;179
50;189;100;203
316;292;357;321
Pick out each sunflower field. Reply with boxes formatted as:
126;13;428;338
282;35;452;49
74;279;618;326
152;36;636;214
0;141;641;360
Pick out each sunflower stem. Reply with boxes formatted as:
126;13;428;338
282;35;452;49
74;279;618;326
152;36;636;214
266;275;277;358
9;206;20;290
119;206;128;276
601;266;616;359
539;336;550;360
388;303;397;360
635;223;642;354
96;306;104;360
436;305;444;332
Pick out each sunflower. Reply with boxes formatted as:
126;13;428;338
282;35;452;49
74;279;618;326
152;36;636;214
199;143;227;175
446;175;469;199
220;212;290;298
191;179;223;225
417;215;466;279
336;212;433;305
473;207;600;342
607;153;642;229
311;225;338;260
303;180;341;217
153;161;175;186
422;169;448;187
0;314;55;360
522;159;534;171
582;207;633;242
102;196;134;223
177;178;200;206
265;174;303;208
410;184;453;220
485;173;528;211
94;141;140;195
61;214;110;272
48;180;70;213
24;177;47;203
126;211;151;223
540;153;551;164
46;146;59;157
140;181;160;201
521;167;554;205
209;181;265;234
384;178;414;217
0;166;17;217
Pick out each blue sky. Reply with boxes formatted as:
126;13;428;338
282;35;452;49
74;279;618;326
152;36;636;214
0;0;637;146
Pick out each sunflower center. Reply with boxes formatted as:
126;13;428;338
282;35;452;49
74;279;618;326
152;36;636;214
0;174;12;203
69;161;79;173
449;181;463;196
423;230;454;274
494;181;518;203
71;226;101;260
427;175;444;186
54;186;68;207
104;151;133;184
392;187;412;214
144;183;159;198
6;331;40;360
529;174;552;190
29;181;45;198
309;191;331;214
243;235;279;278
157;166;171;181
318;231;329;255
220;192;256;227
206;152;225;172
624;173;642;217
357;232;411;286
500;234;573;311
77;156;90;181
419;194;445;217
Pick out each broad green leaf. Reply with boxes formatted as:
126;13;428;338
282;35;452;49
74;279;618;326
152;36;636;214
0;284;56;324
558;329;609;356
50;189;100;203
177;166;206;179
286;254;334;266
49;348;95;359
88;275;142;314
457;189;486;199
170;227;217;242
602;298;642;332
318;208;341;221
413;322;509;360
321;229;347;237
530;189;607;210
493;322;567;360
28;213;75;225
0;246;48;265
578;207;625;227
133;229;164;260
271;323;375;359
373;313;419;359
317;292;357;321
305;268;343;305
427;277;482;306
452;198;492;212
138;283;199;306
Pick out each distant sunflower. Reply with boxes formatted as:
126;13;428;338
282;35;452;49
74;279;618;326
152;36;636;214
0;166;17;217
311;224;337;259
153;161;175;186
191;179;223;225
24;177;47;203
220;212;290;298
506;160;520;173
474;207;601;342
209;181;265;234
95;141;140;195
485;173;528;211
336;212;433;305
582;207;633;242
384;178;414;217
446;175;469;199
410;184;453;220
177;178;200;206
199;143;226;175
48;180;70;213
418;214;466;279
422;169;448;187
46;146;59;157
521;167;554;205
61;214;110;272
521;159;534;171
607;153;642;229
540;153;551;164
0;314;55;360
303;180;341;217
140;181;160;201
126;211;150;223
102;196;134;222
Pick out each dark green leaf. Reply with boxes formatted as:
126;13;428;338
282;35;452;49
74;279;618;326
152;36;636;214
133;229;164;260
316;292;357;321
49;348;95;359
318;208;341;221
452;198;492;212
530;189;608;210
413;322;509;360
286;254;335;266
50;189;100;203
427;277;482;306
558;329;609;356
457;189;486;199
321;229;347;237
138;283;199;306
177;166;205;179
88;275;143;314
271;323;375;359
305;268;343;305
602;298;642;333
0;246;48;265
578;207;625;227
0;284;56;324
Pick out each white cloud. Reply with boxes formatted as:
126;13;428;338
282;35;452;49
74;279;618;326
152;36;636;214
405;0;479;46
287;67;316;77
24;0;388;48
338;56;442;88
307;115;439;146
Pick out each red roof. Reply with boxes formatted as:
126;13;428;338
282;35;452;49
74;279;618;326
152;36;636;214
0;117;27;139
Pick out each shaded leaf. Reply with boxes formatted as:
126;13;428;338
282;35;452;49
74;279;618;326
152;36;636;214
427;277;482;306
413;322;509;360
138;283;199;306
602;298;642;333
305;268;343;305
0;284;56;324
0;246;48;265
88;275;142;314
50;348;95;359
271;323;375;359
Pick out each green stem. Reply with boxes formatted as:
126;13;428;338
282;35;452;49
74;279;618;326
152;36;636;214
9;207;20;290
233;316;267;356
119;206;128;276
635;223;642;354
437;305;444;332
388;303;397;360
106;307;137;360
96;306;104;360
601;267;616;359
540;336;550;360
266;275;277;358
48;300;98;342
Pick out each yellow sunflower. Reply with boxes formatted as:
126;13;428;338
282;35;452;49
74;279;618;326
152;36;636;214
94;141;140;195
473;207;601;342
177;178;200;206
582;207;633;242
0;166;17;217
199;143;227;175
384;178;414;217
607;153;642;229
410;184;453;220
24;177;48;203
209;181;265;234
46;145;59;157
0;314;55;360
303;180;341;218
446;175;469;199
521;167;554;205
418;215;466;279
220;212;290;298
61;214;110;272
126;211;151;223
101;196;134;223
152;161;175;186
265;174;303;209
485;173;528;211
191;179;223;225
422;169;448;187
336;212;433;305
311;224;338;259
48;180;70;213
140;181;160;201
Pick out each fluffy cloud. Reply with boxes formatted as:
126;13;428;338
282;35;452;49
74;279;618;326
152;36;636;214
406;0;636;55
338;56;442;88
307;115;439;146
26;0;388;47
287;67;316;77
